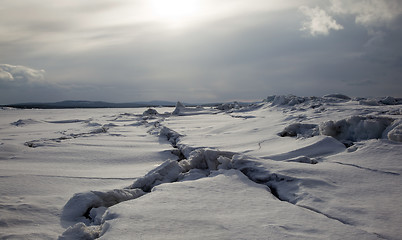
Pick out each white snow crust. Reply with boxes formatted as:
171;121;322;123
1;95;401;239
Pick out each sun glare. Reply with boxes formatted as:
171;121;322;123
148;0;201;28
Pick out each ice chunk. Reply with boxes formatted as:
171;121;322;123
216;102;241;111
384;120;402;142
58;222;101;240
285;156;318;164
271;95;306;106
143;108;158;116
129;160;184;191
61;189;145;222
278;123;319;138
380;96;402;105
172;101;186;115
319;116;394;142
179;148;235;171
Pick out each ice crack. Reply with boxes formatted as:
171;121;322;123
333;161;400;176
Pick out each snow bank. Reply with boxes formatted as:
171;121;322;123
319;116;396;142
269;136;346;160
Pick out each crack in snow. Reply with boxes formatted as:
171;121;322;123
25;126;110;148
333;161;400;176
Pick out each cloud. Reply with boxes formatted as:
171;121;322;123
299;6;343;36
330;0;402;28
0;64;46;83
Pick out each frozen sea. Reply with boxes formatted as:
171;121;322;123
0;95;401;239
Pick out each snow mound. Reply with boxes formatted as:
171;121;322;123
379;96;402;105
216;101;241;111
265;95;323;111
278;123;319;138
128;149;236;192
285;156;318;164
61;189;145;223
179;148;235;171
88;126;109;134
266;94;352;110
323;93;351;100
385;120;402;142
319;116;396;142
269;95;307;106
172;101;186;115
129;160;183;192
269;136;346;160
11;119;40;126
280;116;401;143
359;96;402;106
172;101;216;116
142;108;158;116
58;223;101;240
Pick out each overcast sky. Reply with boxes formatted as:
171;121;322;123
1;0;401;104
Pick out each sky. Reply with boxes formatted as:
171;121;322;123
1;0;402;104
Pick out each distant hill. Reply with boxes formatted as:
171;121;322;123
2;100;179;109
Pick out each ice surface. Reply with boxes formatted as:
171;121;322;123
0;96;401;239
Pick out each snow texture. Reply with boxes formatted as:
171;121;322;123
0;95;401;239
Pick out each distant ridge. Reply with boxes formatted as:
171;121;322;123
2;100;179;109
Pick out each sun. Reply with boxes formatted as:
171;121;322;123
148;0;201;28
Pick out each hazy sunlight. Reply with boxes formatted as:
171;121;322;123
148;0;201;28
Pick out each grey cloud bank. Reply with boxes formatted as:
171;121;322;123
0;0;401;104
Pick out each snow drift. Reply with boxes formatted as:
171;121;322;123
319;116;398;142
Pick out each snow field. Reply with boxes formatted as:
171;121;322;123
1;95;401;239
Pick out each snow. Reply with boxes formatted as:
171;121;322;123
99;170;379;240
0;96;401;239
318;116;396;142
